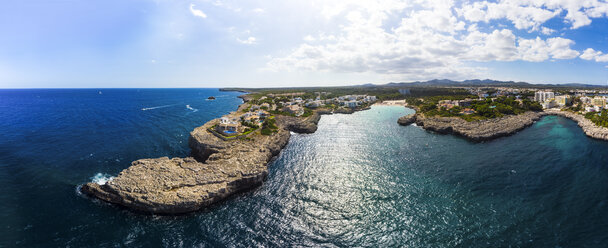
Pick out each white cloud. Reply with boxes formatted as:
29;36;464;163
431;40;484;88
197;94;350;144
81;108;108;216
540;27;555;35
189;3;207;19
267;1;584;80
458;0;608;30
546;37;580;59
303;35;315;42
237;36;257;45
252;8;264;13
581;48;608;62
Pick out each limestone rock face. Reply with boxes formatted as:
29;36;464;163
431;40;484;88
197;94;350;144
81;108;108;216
397;114;416;126
333;108;355;114
275;112;321;134
415;112;545;142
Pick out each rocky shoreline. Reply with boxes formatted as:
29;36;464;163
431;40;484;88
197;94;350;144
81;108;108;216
543;109;608;140
397;114;416;126
399;109;608;142
81;96;366;214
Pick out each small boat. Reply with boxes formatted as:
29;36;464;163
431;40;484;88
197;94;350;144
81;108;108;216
207;96;216;100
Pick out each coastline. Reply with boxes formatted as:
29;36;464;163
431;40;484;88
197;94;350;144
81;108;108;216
399;108;608;142
81;93;368;214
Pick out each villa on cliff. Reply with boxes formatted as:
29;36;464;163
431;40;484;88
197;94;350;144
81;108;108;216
216;117;240;135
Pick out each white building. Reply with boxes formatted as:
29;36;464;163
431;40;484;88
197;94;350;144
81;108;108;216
535;91;555;102
580;96;592;104
541;100;557;109
345;100;358;108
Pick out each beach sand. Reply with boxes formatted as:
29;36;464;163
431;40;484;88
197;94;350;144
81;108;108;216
374;100;406;106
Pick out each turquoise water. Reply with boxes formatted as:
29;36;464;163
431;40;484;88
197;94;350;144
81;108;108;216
2;90;608;247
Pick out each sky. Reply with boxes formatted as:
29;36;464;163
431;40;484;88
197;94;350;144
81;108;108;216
1;0;608;88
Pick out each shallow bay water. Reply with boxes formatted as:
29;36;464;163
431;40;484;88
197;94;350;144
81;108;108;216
2;89;608;247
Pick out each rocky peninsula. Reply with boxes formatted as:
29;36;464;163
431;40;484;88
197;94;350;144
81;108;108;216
81;98;340;214
399;109;608;142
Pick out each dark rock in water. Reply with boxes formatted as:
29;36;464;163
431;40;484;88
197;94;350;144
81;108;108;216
397;114;416;126
207;96;216;100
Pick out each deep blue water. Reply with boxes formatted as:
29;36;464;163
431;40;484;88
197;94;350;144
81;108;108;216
2;89;608;247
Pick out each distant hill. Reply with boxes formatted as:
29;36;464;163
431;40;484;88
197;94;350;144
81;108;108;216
378;79;606;89
222;79;608;92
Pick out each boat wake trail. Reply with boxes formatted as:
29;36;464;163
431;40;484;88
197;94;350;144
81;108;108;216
141;104;176;111
186;105;198;112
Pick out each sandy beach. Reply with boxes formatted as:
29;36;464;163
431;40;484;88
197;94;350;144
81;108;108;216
374;100;407;106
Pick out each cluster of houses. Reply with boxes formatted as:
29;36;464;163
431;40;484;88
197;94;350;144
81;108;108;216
468;87;521;98
214;92;377;136
268;94;377;117
215;109;269;136
437;99;476;115
580;95;607;112
534;90;608;112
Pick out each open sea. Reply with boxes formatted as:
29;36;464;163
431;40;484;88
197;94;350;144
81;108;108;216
2;89;608;247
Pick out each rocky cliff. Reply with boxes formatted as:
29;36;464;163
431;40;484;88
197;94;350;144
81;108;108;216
397;114;416;126
414;112;545;142
275;112;321;133
81;106;324;214
409;110;608;142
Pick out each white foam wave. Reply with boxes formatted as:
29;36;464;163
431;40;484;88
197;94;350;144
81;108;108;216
91;173;114;185
141;104;174;111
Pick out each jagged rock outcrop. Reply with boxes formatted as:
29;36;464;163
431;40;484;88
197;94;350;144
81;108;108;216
415;111;545;142
275;112;321;133
397;114;416;126
333;108;355;114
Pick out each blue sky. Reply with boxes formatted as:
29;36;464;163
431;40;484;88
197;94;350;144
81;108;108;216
1;0;608;88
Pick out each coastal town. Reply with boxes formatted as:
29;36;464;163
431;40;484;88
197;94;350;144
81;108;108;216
209;92;378;139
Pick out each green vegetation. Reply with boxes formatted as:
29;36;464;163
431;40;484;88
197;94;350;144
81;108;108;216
238;85;477;102
261;118;279;135
301;108;314;117
240;120;259;129
585;110;608;128
269;109;295;117
411;96;542;121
